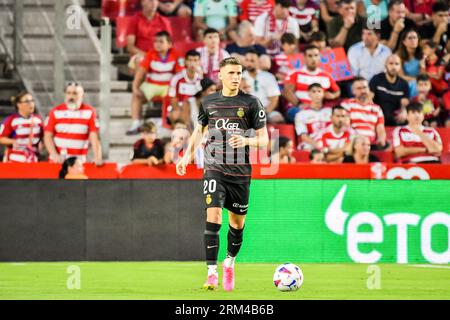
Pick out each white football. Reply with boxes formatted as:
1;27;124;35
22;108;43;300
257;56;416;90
273;263;304;292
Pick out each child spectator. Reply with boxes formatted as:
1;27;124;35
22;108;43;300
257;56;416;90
421;40;449;95
272;33;298;84
167;50;203;125
289;0;319;43
319;105;352;163
131;121;165;165
310;149;326;163
0;91;43;163
239;0;275;23
270;136;296;163
126;0;172;74
393;102;443;163
59;157;88;180
196;28;231;84
127;31;182;135
164;121;191;164
343;135;380;163
294;83;332;150
412;74;441;127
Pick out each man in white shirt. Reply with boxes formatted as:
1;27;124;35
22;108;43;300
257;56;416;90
242;49;283;123
347;26;392;82
253;0;300;56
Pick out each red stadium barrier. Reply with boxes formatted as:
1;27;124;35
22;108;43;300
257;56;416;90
1;163;448;179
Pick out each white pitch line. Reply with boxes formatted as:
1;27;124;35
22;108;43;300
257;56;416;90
409;264;450;269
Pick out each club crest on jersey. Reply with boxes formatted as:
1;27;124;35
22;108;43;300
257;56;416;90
205;194;212;205
215;119;240;130
237;108;245;118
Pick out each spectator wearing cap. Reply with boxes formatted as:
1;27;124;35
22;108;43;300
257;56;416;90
185;78;218;129
342;135;380;163
393;102;443;163
193;0;238;41
167;49;203;125
379;0;416;51
326;0;367;51
44;82;102;165
126;0;172;74
419;1;450;54
253;0;300;56
0;91;43;163
131;121;165;165
242;49;283;123
347;26;392;82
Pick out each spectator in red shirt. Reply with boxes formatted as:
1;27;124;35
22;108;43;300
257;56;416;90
128;31;182;135
404;0;435;25
393;102;443;163
420;40;449;95
239;0;275;23
412;73;442;127
0;91;43;163
44;82;102;165
158;0;192;17
320;105;352;163
126;0;172;74
289;0;319;43
283;45;340;120
167;49;203;125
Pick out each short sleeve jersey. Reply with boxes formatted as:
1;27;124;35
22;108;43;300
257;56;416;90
198;90;266;182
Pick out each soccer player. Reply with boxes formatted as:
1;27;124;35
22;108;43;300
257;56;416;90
176;57;269;291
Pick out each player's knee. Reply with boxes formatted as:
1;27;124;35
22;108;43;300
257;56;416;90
206;208;222;224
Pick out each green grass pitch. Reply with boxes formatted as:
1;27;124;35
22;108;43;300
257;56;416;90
0;262;449;300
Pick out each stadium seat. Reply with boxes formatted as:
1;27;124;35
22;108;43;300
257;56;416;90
167;16;193;44
371;150;394;163
292;150;310;162
115;16;134;48
267;124;297;145
441;153;450;163
102;0;140;21
173;41;202;56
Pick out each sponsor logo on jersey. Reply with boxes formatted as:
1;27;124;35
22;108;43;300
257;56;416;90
215;119;240;130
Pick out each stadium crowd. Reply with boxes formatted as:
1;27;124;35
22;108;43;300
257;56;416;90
1;0;449;170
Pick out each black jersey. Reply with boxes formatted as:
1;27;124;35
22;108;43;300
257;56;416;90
198;90;267;183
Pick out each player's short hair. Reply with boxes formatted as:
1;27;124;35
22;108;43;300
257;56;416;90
308;83;323;91
204;28;219;37
155;30;172;42
310;31;327;42
185;49;200;59
406;102;423;113
332;105;347;114
275;0;291;8
432;1;449;13
416;73;430;83
281;33;297;45
387;0;404;11
140;121;157;133
303;44;320;54
219;57;242;69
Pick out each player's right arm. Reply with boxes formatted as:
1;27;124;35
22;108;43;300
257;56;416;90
176;124;207;176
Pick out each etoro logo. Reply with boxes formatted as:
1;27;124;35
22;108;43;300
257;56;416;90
325;185;450;264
